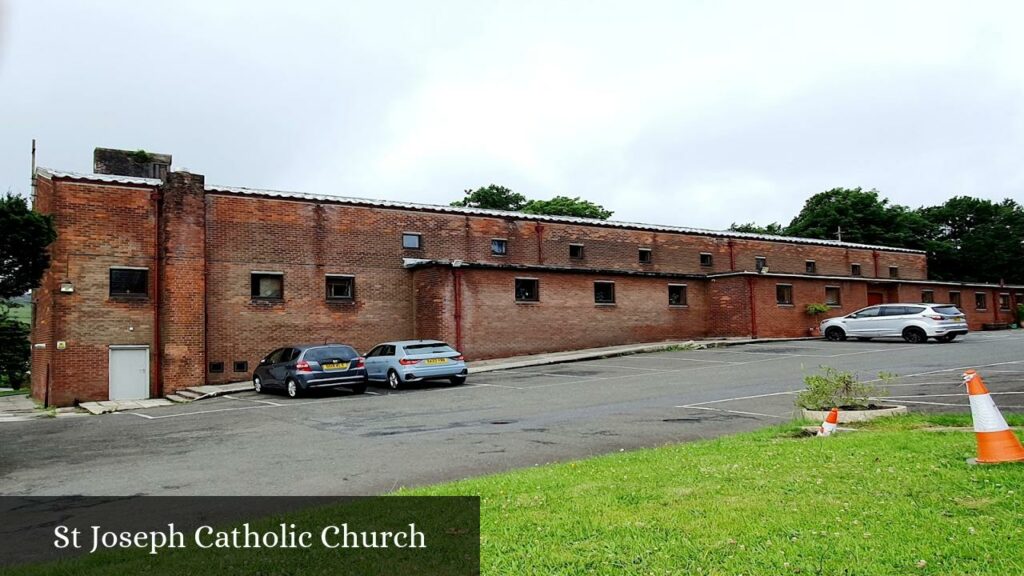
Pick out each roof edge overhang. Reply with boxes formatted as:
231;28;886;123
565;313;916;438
709;270;1024;289
402;259;707;280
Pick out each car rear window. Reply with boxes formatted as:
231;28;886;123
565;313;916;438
404;343;455;354
903;306;926;315
932;306;963;315
305;346;357;361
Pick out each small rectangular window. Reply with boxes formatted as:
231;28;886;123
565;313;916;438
209;362;224;374
755;256;767;272
639;248;652;264
251;272;283;300
110;267;148;298
514;278;539;302
569;244;585;259
975;292;987;310
889;266;899;279
805;260;817;274
999;293;1011;310
699;253;713;267
491;239;507;256
594;281;615;304
851;263;862;276
949;291;961;307
921;290;934;304
233;361;248;373
776;284;793;305
402;233;422;249
326;275;354;300
825;286;841;306
668;284;687;306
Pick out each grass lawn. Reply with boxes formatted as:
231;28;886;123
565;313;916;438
6;414;1023;575
406;413;1024;575
6;303;31;326
0;387;30;397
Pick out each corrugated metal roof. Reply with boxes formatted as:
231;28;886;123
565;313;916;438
207;183;926;254
33;166;926;254
35;166;162;187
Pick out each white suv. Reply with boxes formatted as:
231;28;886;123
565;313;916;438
820;303;968;343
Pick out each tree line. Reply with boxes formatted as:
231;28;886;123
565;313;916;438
729;188;1024;285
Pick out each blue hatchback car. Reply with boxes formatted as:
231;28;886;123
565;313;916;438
364;340;468;389
252;344;367;398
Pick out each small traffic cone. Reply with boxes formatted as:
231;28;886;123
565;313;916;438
817;407;839;437
964;370;1024;464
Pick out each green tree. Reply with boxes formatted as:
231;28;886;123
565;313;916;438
0;193;56;389
1;193;57;299
728;222;787;235
785;187;931;249
918;197;1024;284
450;185;527;211
521;196;614;220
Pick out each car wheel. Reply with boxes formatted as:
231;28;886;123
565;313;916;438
286;378;301;398
902;327;927;344
253;376;263;394
824;327;846;341
349;383;367;395
450;375;467;385
856;337;872;342
937;334;957;343
387;370;401;390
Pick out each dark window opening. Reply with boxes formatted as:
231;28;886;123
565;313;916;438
209;362;224;374
889;266;899;279
851;263;862;276
975;292;987;310
251;273;283;300
668;284;687;306
776;284;793;305
805;260;817;274
569;244;585;259
110;268;148;298
699;253;713;267
639;248;652;264
594;281;615;304
326;275;354;300
755;256;767;272
515;278;539;302
402;233;422;249
999;293;1011;310
921;290;934;304
949;291;961;307
233;361;248;373
825;286;841;306
491;239;507;256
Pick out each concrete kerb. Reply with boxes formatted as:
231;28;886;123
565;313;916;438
468;337;819;374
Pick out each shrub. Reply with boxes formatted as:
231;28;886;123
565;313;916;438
795;366;892;410
805;303;831;316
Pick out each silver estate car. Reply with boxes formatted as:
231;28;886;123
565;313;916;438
364;340;468;389
820;303;968;343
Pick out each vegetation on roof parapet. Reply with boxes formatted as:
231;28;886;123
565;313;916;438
128;149;154;163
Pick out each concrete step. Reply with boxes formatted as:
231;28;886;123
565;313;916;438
164;394;192;404
175;389;205;400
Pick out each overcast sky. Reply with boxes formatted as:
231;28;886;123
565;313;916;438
2;1;1022;229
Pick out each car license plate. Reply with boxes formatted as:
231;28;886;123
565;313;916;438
321;362;349;371
425;358;447;365
954;317;964;323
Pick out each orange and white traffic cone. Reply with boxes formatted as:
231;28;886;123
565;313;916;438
964;369;1024;464
817;407;839;437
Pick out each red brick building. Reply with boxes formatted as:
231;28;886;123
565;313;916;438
29;149;1024;406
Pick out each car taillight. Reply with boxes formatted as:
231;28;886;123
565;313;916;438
454;355;464;361
295;360;312;372
928;315;944;320
353;357;365;368
399;357;418;366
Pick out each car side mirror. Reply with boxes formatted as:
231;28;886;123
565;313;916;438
259;358;269;365
847;314;858;319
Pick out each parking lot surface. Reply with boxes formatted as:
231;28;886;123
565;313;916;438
2;332;1022;496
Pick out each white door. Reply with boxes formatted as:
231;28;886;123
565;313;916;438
109;346;150;400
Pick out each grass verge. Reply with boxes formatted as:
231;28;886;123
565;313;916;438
404;413;1024;575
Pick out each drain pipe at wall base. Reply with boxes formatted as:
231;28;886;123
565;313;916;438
746;275;759;339
453;266;463;353
151;190;162;399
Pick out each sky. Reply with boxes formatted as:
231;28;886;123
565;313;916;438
1;1;1022;230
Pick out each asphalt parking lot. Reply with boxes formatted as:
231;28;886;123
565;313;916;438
2;332;1023;496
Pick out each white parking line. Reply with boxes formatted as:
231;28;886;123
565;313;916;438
677;405;788;419
677;389;800;408
223;394;284;407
